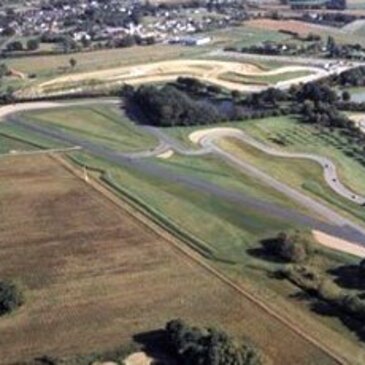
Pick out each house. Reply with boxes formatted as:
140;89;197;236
178;35;211;46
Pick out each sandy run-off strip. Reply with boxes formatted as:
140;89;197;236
349;113;365;134
20;59;325;98
123;352;153;365
157;149;174;159
313;231;365;258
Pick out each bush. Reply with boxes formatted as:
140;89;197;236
0;281;23;316
261;231;315;263
281;264;323;292
166;319;265;365
27;38;40;51
126;84;221;127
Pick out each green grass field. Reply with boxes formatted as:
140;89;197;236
0;133;37;153
237;116;365;194
72;152;297;262
164;115;365;226
165;116;365;194
220;137;365;226
209;25;291;49
153;153;311;213
21;104;158;152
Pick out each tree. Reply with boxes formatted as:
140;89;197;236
261;231;314;263
81;35;91;48
59;36;77;53
117;35;136;48
26;38;40;51
166;319;265;365
326;36;336;53
359;258;365;277
0;63;8;79
2;26;15;36
342;90;351;102
6;41;23;52
69;58;77;69
231;90;241;100
0;281;23;316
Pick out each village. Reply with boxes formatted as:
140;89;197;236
0;0;248;54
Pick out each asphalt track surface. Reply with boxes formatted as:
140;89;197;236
4;112;365;245
145;127;365;205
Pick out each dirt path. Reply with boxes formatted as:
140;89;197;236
313;230;365;257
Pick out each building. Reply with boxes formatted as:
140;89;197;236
169;35;212;46
178;35;212;46
289;0;346;9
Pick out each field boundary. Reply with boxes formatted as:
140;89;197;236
52;153;348;365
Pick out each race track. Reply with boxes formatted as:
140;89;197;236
1;99;365;246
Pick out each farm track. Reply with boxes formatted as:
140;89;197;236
54;154;348;365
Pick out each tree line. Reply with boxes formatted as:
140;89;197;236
257;230;365;341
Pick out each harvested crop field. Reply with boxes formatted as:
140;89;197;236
0;154;339;365
245;19;343;36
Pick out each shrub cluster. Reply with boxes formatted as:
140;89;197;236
126;84;221;127
166;319;265;365
281;263;365;335
0;280;23;316
261;231;315;263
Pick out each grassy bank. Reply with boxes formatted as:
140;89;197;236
22;104;158;152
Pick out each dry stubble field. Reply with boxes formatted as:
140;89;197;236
0;154;338;365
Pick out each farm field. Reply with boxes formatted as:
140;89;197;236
348;0;365;9
245;18;365;46
0;154;340;365
207;25;291;49
22;104;158;152
5;44;201;78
